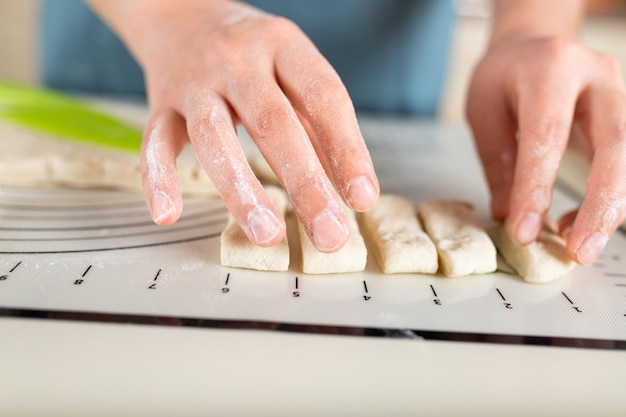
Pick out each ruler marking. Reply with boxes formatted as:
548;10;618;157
9;261;22;273
295;276;299;290
224;273;230;286
81;265;92;277
430;284;438;297
153;269;162;281
363;280;369;293
605;272;626;278
561;291;575;305
496;288;506;301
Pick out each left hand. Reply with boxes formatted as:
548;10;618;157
467;35;626;265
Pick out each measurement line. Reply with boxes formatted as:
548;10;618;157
0;210;151;222
561;292;575;305
0;209;224;232
82;265;93;277
430;284;438;297
604;272;626;278
615;284;626;287
0;201;213;221
153;269;162;281
0;218;226;243
363;280;369;293
0;200;147;211
224;273;230;286
295;276;299;290
0;232;221;254
496;288;506;301
9;261;22;273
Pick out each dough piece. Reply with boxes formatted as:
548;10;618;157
358;194;438;274
220;186;289;271
248;152;280;185
489;221;575;283
299;208;367;274
418;200;497;277
0;121;217;196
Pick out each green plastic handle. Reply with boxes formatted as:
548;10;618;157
0;83;142;153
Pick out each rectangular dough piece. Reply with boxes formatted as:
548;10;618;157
220;186;289;271
358;194;438;274
489;221;575;283
299;207;367;274
418;200;497;277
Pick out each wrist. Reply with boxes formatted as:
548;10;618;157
84;0;251;67
489;0;585;48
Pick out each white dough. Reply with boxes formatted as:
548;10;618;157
489;221;575;283
358;194;438;274
418;200;497;277
299;208;367;274
0;122;217;196
248;152;280;185
220;186;289;271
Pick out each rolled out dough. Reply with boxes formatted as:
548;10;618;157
0;122;217;196
220;186;290;271
299;207;367;274
358;194;438;274
418;200;497;277
489;221;575;283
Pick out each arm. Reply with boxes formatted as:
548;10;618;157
85;0;379;252
467;0;626;264
489;0;584;43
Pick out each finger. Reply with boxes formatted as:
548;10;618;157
184;93;286;247
275;39;379;212
557;208;578;240
228;77;350;253
466;78;517;222
566;87;626;264
141;109;187;226
507;73;579;244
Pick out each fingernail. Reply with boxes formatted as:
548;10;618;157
247;207;283;245
152;191;174;224
576;233;608;265
312;210;349;252
515;212;542;244
346;176;377;211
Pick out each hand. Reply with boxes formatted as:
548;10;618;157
88;0;379;252
467;35;626;265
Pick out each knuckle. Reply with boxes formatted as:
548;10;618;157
285;175;335;216
250;105;294;141
597;135;626;158
207;31;247;71
206;18;295;66
262;15;302;41
539;37;578;63
598;53;623;81
611;119;626;144
522;117;569;145
301;76;351;118
185;109;212;142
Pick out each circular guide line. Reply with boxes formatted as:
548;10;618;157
0;186;228;254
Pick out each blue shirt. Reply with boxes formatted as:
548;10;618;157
41;0;455;116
